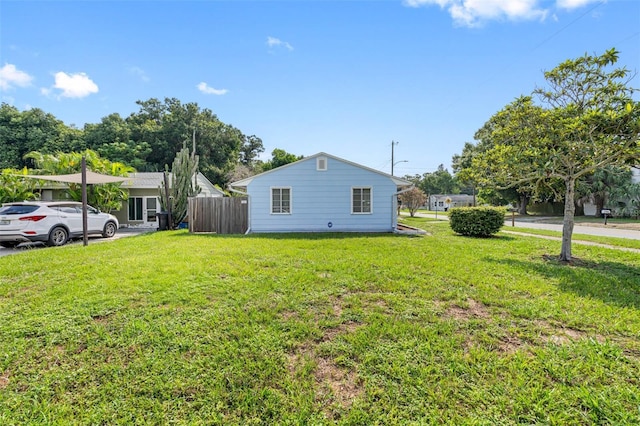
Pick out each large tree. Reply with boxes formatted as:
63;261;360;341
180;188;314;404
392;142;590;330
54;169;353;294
260;148;303;171
405;165;458;201
0;103;84;169
125;98;246;184
474;49;640;262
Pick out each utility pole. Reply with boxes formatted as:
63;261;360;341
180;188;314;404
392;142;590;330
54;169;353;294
391;140;399;175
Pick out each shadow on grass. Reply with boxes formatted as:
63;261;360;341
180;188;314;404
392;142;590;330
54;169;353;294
488;256;640;310
165;230;407;241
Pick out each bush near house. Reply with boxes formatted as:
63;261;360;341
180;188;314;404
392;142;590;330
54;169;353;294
449;206;505;237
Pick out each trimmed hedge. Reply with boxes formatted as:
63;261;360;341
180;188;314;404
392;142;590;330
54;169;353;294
449;207;506;237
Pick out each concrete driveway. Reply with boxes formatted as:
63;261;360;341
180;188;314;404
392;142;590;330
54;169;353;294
0;227;155;258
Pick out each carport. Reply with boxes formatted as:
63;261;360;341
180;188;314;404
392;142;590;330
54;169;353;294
20;159;129;246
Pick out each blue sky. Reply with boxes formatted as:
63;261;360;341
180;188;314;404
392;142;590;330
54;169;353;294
1;0;638;176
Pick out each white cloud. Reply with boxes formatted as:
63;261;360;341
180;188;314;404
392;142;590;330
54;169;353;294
197;82;228;95
556;0;601;10
267;36;294;51
50;72;99;98
129;66;150;82
404;0;548;27
0;64;33;90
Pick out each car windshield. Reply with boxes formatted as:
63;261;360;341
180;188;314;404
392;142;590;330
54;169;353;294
0;205;41;215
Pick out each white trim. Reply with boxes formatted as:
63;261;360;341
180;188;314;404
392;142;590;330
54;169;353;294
270;186;292;215
229;152;412;189
317;156;327;171
351;186;372;215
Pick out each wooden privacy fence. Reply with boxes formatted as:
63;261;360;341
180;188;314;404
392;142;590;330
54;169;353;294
188;197;248;234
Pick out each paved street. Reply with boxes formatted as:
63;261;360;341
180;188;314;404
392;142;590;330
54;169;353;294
408;212;640;240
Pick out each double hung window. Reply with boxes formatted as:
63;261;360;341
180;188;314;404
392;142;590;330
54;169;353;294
352;187;371;214
271;188;291;214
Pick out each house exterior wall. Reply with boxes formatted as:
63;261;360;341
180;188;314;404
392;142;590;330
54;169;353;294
247;156;398;232
112;189;160;225
429;194;474;211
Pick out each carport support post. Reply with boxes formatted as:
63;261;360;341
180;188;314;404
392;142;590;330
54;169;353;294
82;156;88;246
163;171;173;230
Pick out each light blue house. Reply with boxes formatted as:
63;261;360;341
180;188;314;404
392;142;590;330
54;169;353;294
229;152;413;233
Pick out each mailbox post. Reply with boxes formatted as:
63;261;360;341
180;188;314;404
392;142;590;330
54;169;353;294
601;209;611;225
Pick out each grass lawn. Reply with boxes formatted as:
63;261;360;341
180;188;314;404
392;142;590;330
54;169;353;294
1;223;639;424
502;227;640;251
402;215;640;251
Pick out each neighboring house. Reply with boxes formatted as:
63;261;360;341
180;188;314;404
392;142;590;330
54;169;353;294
428;194;474;211
37;172;223;227
582;166;640;216
229;152;412;233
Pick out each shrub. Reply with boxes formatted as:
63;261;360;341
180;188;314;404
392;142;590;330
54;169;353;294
399;187;427;217
449;207;505;237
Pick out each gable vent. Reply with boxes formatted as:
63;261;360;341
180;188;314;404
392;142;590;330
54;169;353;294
317;156;327;171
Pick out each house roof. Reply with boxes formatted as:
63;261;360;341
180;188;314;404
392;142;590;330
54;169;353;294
229;152;413;188
22;171;130;184
33;172;225;196
124;172;225;196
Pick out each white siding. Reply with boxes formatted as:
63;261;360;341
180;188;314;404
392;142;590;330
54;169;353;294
247;156;398;232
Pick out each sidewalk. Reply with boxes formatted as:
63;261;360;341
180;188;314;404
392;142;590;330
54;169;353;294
406;212;640;240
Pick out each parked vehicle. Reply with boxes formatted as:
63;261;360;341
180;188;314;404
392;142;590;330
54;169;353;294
0;201;119;248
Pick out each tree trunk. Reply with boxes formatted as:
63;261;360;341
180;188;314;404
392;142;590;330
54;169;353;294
517;194;529;215
560;178;576;262
594;195;605;218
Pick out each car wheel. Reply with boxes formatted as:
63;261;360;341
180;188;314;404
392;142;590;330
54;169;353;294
47;226;68;247
0;242;19;248
103;221;117;238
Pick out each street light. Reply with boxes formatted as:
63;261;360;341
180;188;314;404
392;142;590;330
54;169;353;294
392;160;408;176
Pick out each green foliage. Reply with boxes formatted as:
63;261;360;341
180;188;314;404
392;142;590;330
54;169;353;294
462;48;640;261
398;187;427;217
0;168;38;203
405;164;459;196
260;148;303;171
0;227;639;423
449;206;505;237
159;145;201;229
25;149;133;212
0;99;264;187
0;103;84;169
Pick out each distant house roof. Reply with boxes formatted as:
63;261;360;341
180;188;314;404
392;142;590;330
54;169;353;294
122;172;164;189
230;152;413;188
35;171;225;197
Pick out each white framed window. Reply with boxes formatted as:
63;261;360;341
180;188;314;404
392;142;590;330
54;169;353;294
317;156;327;171
271;187;291;214
352;187;372;214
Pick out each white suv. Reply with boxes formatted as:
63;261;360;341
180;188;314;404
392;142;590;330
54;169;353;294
0;201;119;248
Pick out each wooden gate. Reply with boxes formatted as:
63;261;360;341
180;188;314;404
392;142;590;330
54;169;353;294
188;197;248;234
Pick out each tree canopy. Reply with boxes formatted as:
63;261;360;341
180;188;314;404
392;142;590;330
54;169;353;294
467;48;640;261
1;98;265;188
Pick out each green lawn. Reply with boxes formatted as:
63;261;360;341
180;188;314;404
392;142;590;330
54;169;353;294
402;215;640;250
1;224;639;424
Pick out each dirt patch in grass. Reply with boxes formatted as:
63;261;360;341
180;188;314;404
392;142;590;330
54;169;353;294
535;320;605;345
0;372;9;389
498;335;526;354
314;355;362;409
286;295;365;413
444;298;491;320
279;309;298;320
331;297;343;319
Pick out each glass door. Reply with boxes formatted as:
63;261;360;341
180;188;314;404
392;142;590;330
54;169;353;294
145;197;158;224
